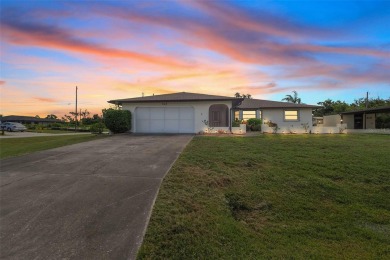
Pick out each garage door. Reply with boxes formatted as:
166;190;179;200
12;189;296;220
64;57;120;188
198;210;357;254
135;107;194;133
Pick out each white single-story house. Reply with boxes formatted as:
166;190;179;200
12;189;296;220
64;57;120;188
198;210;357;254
108;92;320;134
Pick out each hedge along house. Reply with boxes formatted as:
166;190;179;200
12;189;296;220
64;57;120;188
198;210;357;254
108;92;320;134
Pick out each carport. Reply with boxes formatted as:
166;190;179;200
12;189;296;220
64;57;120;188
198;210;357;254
341;106;390;129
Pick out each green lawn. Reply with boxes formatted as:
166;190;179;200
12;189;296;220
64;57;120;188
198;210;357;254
26;129;76;134
138;134;390;259
0;135;107;159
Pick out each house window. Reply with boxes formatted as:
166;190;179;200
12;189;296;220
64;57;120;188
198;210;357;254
284;110;299;121
242;111;256;121
234;111;240;120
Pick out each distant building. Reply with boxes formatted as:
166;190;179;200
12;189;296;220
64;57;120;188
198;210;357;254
0;115;61;125
340;106;390;129
322;106;390;129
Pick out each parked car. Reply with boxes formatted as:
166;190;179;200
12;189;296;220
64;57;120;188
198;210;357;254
0;122;27;132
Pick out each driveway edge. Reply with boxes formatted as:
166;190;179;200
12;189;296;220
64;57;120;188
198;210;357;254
129;135;194;260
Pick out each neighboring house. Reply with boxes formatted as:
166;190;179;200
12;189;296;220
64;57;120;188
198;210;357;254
0;115;61;125
108;92;320;134
340;106;390;129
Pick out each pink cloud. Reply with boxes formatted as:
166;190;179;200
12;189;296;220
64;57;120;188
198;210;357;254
1;17;190;69
33;97;59;103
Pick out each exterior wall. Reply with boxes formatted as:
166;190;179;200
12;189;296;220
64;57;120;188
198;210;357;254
121;101;232;133
341;113;376;129
323;114;341;126
342;114;354;129
231;124;246;134
262;108;313;133
312;124;346;134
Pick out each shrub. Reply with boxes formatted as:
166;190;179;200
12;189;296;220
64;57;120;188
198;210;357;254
247;118;262;131
232;119;241;127
247;118;261;126
50;123;63;130
90;122;105;134
252;124;261;131
266;121;279;133
103;109;131;133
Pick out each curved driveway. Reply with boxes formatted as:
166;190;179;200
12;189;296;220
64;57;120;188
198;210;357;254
0;134;192;259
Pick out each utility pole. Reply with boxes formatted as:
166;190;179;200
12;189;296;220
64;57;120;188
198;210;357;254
364;92;368;129
75;86;78;131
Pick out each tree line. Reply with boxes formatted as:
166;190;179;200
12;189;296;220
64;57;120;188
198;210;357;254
280;91;389;117
314;97;390;117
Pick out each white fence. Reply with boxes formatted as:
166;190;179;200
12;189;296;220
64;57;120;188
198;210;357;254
262;124;346;134
205;124;389;135
203;124;246;134
231;124;246;135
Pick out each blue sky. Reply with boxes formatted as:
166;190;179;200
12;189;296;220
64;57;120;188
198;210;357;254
1;0;389;116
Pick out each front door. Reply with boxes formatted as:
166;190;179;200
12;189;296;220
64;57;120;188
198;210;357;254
211;111;221;127
354;113;363;129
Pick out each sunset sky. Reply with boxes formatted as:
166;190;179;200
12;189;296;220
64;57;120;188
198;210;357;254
1;0;389;117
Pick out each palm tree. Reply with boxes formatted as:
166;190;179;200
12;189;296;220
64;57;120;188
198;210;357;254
234;92;241;98
282;90;301;104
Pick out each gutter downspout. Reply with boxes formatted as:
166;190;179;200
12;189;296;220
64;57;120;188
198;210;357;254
229;108;232;133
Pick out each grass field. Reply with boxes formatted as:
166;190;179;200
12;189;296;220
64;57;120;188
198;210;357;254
138;134;390;259
26;129;75;134
0;135;107;159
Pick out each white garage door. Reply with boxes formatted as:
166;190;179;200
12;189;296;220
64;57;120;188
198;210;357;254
135;107;194;133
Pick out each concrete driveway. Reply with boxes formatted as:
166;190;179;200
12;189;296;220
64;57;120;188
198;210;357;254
0;134;193;259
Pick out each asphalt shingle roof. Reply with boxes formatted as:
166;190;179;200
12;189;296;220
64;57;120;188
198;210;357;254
108;92;241;104
340;106;390;114
237;98;320;109
107;92;320;109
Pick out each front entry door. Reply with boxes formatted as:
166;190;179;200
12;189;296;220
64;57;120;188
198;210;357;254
211;111;221;126
354;114;363;129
